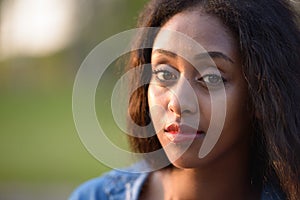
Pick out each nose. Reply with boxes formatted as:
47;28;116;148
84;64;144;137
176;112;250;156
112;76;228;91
167;78;198;117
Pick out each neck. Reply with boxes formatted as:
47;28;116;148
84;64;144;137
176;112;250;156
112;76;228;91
148;146;260;200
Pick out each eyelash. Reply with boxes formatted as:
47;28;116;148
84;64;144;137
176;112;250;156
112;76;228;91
198;74;227;87
152;69;178;82
152;68;226;88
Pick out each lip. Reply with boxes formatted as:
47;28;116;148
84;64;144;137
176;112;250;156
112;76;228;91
164;123;205;143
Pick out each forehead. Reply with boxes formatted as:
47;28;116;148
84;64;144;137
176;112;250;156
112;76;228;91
152;10;239;62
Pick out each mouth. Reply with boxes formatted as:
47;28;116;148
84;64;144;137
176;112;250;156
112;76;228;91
164;123;205;143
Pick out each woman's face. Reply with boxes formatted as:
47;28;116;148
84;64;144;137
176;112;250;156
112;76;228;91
148;10;252;168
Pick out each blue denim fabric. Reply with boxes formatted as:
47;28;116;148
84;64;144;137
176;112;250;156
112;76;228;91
69;169;148;200
69;168;285;200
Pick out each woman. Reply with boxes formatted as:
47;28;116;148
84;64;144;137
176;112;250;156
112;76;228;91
70;0;300;199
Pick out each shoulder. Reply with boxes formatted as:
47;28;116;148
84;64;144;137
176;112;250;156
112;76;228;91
69;168;149;200
261;183;286;200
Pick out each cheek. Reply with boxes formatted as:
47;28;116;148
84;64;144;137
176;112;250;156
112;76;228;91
226;84;250;126
148;85;168;133
197;92;212;129
219;86;251;145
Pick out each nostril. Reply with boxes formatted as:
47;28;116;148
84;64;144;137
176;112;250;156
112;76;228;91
167;101;181;117
168;104;174;112
167;102;175;112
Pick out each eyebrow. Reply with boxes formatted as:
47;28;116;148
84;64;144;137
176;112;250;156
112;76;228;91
152;49;234;63
153;49;177;58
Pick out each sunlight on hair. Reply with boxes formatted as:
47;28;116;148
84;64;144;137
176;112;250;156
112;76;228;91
0;0;77;59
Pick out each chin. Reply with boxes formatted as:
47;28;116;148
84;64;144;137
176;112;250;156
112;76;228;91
165;144;221;169
164;147;204;169
170;154;202;169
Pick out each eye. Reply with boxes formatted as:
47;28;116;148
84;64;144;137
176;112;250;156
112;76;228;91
199;74;225;86
153;69;178;82
156;70;177;81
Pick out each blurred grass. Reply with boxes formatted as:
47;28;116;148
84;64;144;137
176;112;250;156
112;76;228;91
0;87;111;184
0;1;148;189
0;58;132;187
0;2;150;199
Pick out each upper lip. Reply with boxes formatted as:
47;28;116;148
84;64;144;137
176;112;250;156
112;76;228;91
165;123;204;135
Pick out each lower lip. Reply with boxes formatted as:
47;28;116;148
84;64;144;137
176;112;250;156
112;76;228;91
165;132;205;143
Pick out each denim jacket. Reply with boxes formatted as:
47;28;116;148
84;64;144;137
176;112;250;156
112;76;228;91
69;167;285;200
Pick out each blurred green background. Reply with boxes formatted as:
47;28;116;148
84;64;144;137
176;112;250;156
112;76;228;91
0;0;147;199
1;1;299;200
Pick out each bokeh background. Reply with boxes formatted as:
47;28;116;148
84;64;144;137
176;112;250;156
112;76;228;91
0;1;299;200
0;0;147;199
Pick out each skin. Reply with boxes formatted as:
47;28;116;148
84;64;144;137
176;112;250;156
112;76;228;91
143;9;260;200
